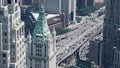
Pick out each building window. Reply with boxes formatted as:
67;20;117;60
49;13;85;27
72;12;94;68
11;45;15;49
70;12;74;21
15;6;18;11
2;53;6;58
20;61;21;64
11;58;15;62
7;0;11;4
12;31;14;34
30;59;32;61
4;39;7;43
4;32;7;36
12;51;15;55
0;11;3;15
3;45;7;50
36;44;42;48
17;44;19;47
15;0;17;3
36;53;42;56
3;59;6;64
18;57;19;60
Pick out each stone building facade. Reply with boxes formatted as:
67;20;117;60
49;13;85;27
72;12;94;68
0;0;27;68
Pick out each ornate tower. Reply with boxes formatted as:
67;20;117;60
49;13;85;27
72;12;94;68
28;4;56;68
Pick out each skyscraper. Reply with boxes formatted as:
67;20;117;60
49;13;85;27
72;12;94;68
0;0;27;68
27;4;56;68
102;0;120;68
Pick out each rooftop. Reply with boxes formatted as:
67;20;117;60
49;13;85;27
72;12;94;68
31;12;59;20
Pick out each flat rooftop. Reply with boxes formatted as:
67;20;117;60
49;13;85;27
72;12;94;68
31;12;60;20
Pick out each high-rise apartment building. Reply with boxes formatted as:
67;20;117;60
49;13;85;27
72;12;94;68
102;0;120;68
40;0;76;26
0;0;27;68
27;4;56;68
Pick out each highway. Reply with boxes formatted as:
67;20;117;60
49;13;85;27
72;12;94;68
57;7;105;39
56;7;105;65
57;18;103;64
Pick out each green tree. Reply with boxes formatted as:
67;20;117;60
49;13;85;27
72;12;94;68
55;28;70;35
77;3;105;16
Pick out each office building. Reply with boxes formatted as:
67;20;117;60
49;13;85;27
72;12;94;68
27;4;56;68
102;0;120;68
40;0;76;26
0;0;27;68
21;8;65;34
88;39;103;68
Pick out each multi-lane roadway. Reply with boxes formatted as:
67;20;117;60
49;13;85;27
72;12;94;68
56;7;105;65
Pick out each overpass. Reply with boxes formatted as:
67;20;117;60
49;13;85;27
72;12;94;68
56;15;104;65
56;7;105;44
